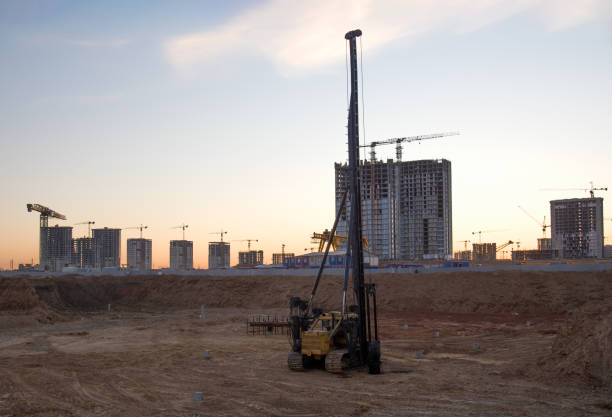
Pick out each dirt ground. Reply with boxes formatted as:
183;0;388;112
0;271;610;416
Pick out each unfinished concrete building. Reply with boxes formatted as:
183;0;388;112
238;250;264;267
127;238;152;270
72;237;95;268
170;240;193;270
537;238;552;251
272;252;295;265
453;250;472;261
40;225;73;271
208;242;230;269
512;249;558;261
472;243;496;262
335;159;452;261
550;198;603;258
92;228;121;268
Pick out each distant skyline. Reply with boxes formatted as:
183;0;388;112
1;0;611;268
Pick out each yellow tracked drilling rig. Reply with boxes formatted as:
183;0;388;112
287;29;381;375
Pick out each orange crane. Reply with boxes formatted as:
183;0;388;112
541;181;608;199
234;239;258;250
359;132;459;256
311;230;368;253
518;206;549;239
125;224;148;238
173;223;189;240
26;203;66;227
75;221;95;238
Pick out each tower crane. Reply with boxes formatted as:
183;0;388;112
517;206;549;239
173;223;189;240
359;131;459;256
75;221;95;238
209;230;228;242
496;240;514;252
456;240;470;251
26;203;66;227
124;224;148;238
233;239;258;250
360;131;460;162
541;181;608;199
471;229;509;244
311;230;368;253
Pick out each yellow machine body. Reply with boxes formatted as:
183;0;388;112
300;312;356;358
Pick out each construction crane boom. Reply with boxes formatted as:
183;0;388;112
74;221;95;238
172;223;189;240
209;230;228;242
361;131;459;161
26;203;66;227
311;230;368;252
517;206;549;238
124;224;148;239
471;229;509;244
233;239;258;250
541;181;608;198
456;240;470;251
496;240;514;252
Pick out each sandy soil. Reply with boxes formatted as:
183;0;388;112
0;271;610;416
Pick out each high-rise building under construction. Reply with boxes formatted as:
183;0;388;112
72;237;95;268
335;159;452;261
127;238;152;270
170;240;193;270
550;197;604;258
92;228;121;268
208;242;230;269
40;225;73;271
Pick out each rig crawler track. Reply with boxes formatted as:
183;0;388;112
287;352;304;371
324;349;349;373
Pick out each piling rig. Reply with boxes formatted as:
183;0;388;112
288;29;381;375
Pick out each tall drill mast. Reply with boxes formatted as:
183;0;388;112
345;29;367;366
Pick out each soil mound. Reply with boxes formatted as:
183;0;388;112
0;278;42;311
541;308;612;388
6;271;611;315
0;277;63;324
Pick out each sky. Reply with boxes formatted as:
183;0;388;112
1;0;611;269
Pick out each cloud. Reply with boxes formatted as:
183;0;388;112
163;0;612;77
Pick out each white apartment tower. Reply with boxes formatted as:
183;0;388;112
127;238;152;270
170;240;193;270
